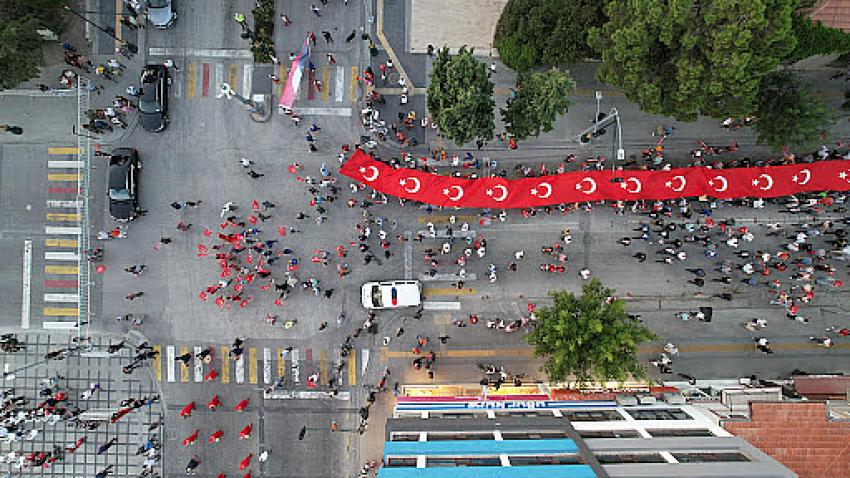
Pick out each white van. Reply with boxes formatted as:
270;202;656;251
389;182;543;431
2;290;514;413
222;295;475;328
361;280;422;309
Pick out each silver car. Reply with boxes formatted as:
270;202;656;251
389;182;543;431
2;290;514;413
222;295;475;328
147;0;176;28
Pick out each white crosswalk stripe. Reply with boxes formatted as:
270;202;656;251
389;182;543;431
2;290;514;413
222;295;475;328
335;66;345;102
194;346;203;382
235;353;245;384
263;347;271;384
290;348;300;384
166;346;175;383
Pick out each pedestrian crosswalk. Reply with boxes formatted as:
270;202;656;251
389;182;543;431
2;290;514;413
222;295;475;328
160;57;359;110
37;146;84;330
153;345;359;388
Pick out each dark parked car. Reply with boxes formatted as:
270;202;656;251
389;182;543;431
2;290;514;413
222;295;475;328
139;65;169;132
108;148;140;221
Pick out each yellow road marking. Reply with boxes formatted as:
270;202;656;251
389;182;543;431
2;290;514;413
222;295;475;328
277;348;286;383
349;66;358;102
348;349;356;386
423;287;477;297
45;239;78;247
322;67;330;101
45;265;78;275
48;147;81;155
46;213;80;222
153;345;162;381
418;215;478;225
319;349;328;383
248;347;257;384
221;347;230;384
229;64;237;90
180;346;189;383
43;307;78;317
48;173;81;182
187;62;196;99
383;342;850;359
114;0;122;49
279;65;287;98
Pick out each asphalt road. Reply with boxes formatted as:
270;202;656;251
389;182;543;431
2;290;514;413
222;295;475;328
2;0;850;476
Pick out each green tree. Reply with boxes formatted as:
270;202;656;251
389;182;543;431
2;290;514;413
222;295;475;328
754;70;835;151
588;0;797;121
426;46;495;146
0;16;45;90
494;0;606;71
0;0;67;34
501;69;575;140
786;15;850;63
525;279;657;387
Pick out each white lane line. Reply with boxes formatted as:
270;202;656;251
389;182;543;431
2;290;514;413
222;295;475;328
47;161;84;169
335;66;345;102
44;226;81;235
194;346;203;382
404;231;412;279
215;63;224;96
21;241;32;329
287;107;352;116
47;200;82;208
166;346;176;382
148;47;253;59
44;252;79;261
423;301;462;311
263;347;271;384
43;294;80;303
42;321;77;329
291;348;299;384
242;64;252;99
173;72;182;99
235;353;245;384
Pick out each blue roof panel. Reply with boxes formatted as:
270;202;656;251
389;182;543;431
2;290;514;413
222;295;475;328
377;465;596;478
384;438;578;456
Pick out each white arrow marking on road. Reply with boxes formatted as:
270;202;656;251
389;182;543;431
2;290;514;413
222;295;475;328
361;349;370;378
166;346;175;383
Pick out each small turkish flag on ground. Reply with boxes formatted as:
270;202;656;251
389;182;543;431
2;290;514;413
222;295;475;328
209;430;224;443
203;227;213;237
235;398;249;412
205;369;219;381
180;402;195;418
252;199;259;210
208;395;221;409
278;226;287;236
239;423;253;439
240;454;253;471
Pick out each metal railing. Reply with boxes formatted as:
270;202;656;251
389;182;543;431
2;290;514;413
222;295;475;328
76;77;92;339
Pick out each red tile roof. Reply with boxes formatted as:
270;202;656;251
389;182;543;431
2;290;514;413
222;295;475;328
793;375;850;400
810;0;850;32
723;402;850;478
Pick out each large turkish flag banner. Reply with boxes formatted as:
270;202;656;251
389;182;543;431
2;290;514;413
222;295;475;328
341;150;850;208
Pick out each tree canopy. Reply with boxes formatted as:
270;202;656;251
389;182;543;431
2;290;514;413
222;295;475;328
0;0;67;90
426;46;495;146
588;0;797;121
786;15;850;63
754;70;835;151
494;0;605;71
525;279;657;387
501;69;575;140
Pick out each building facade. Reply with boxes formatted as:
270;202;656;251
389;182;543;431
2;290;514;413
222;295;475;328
377;392;796;478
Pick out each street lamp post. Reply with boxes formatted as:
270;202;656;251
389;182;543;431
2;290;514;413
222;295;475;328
217;82;259;113
63;5;120;41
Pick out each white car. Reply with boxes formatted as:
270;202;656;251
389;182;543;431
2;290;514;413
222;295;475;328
361;280;421;309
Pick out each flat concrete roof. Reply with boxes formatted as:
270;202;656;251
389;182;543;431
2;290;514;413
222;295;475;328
409;0;508;55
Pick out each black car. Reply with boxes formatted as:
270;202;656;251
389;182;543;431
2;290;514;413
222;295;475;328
139;65;169;132
108;148;140;221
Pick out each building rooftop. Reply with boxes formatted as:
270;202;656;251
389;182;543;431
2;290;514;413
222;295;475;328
722;401;850;478
810;0;850;32
792;374;850;400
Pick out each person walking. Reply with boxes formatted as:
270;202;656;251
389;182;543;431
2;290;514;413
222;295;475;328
97;437;118;455
322;31;333;43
